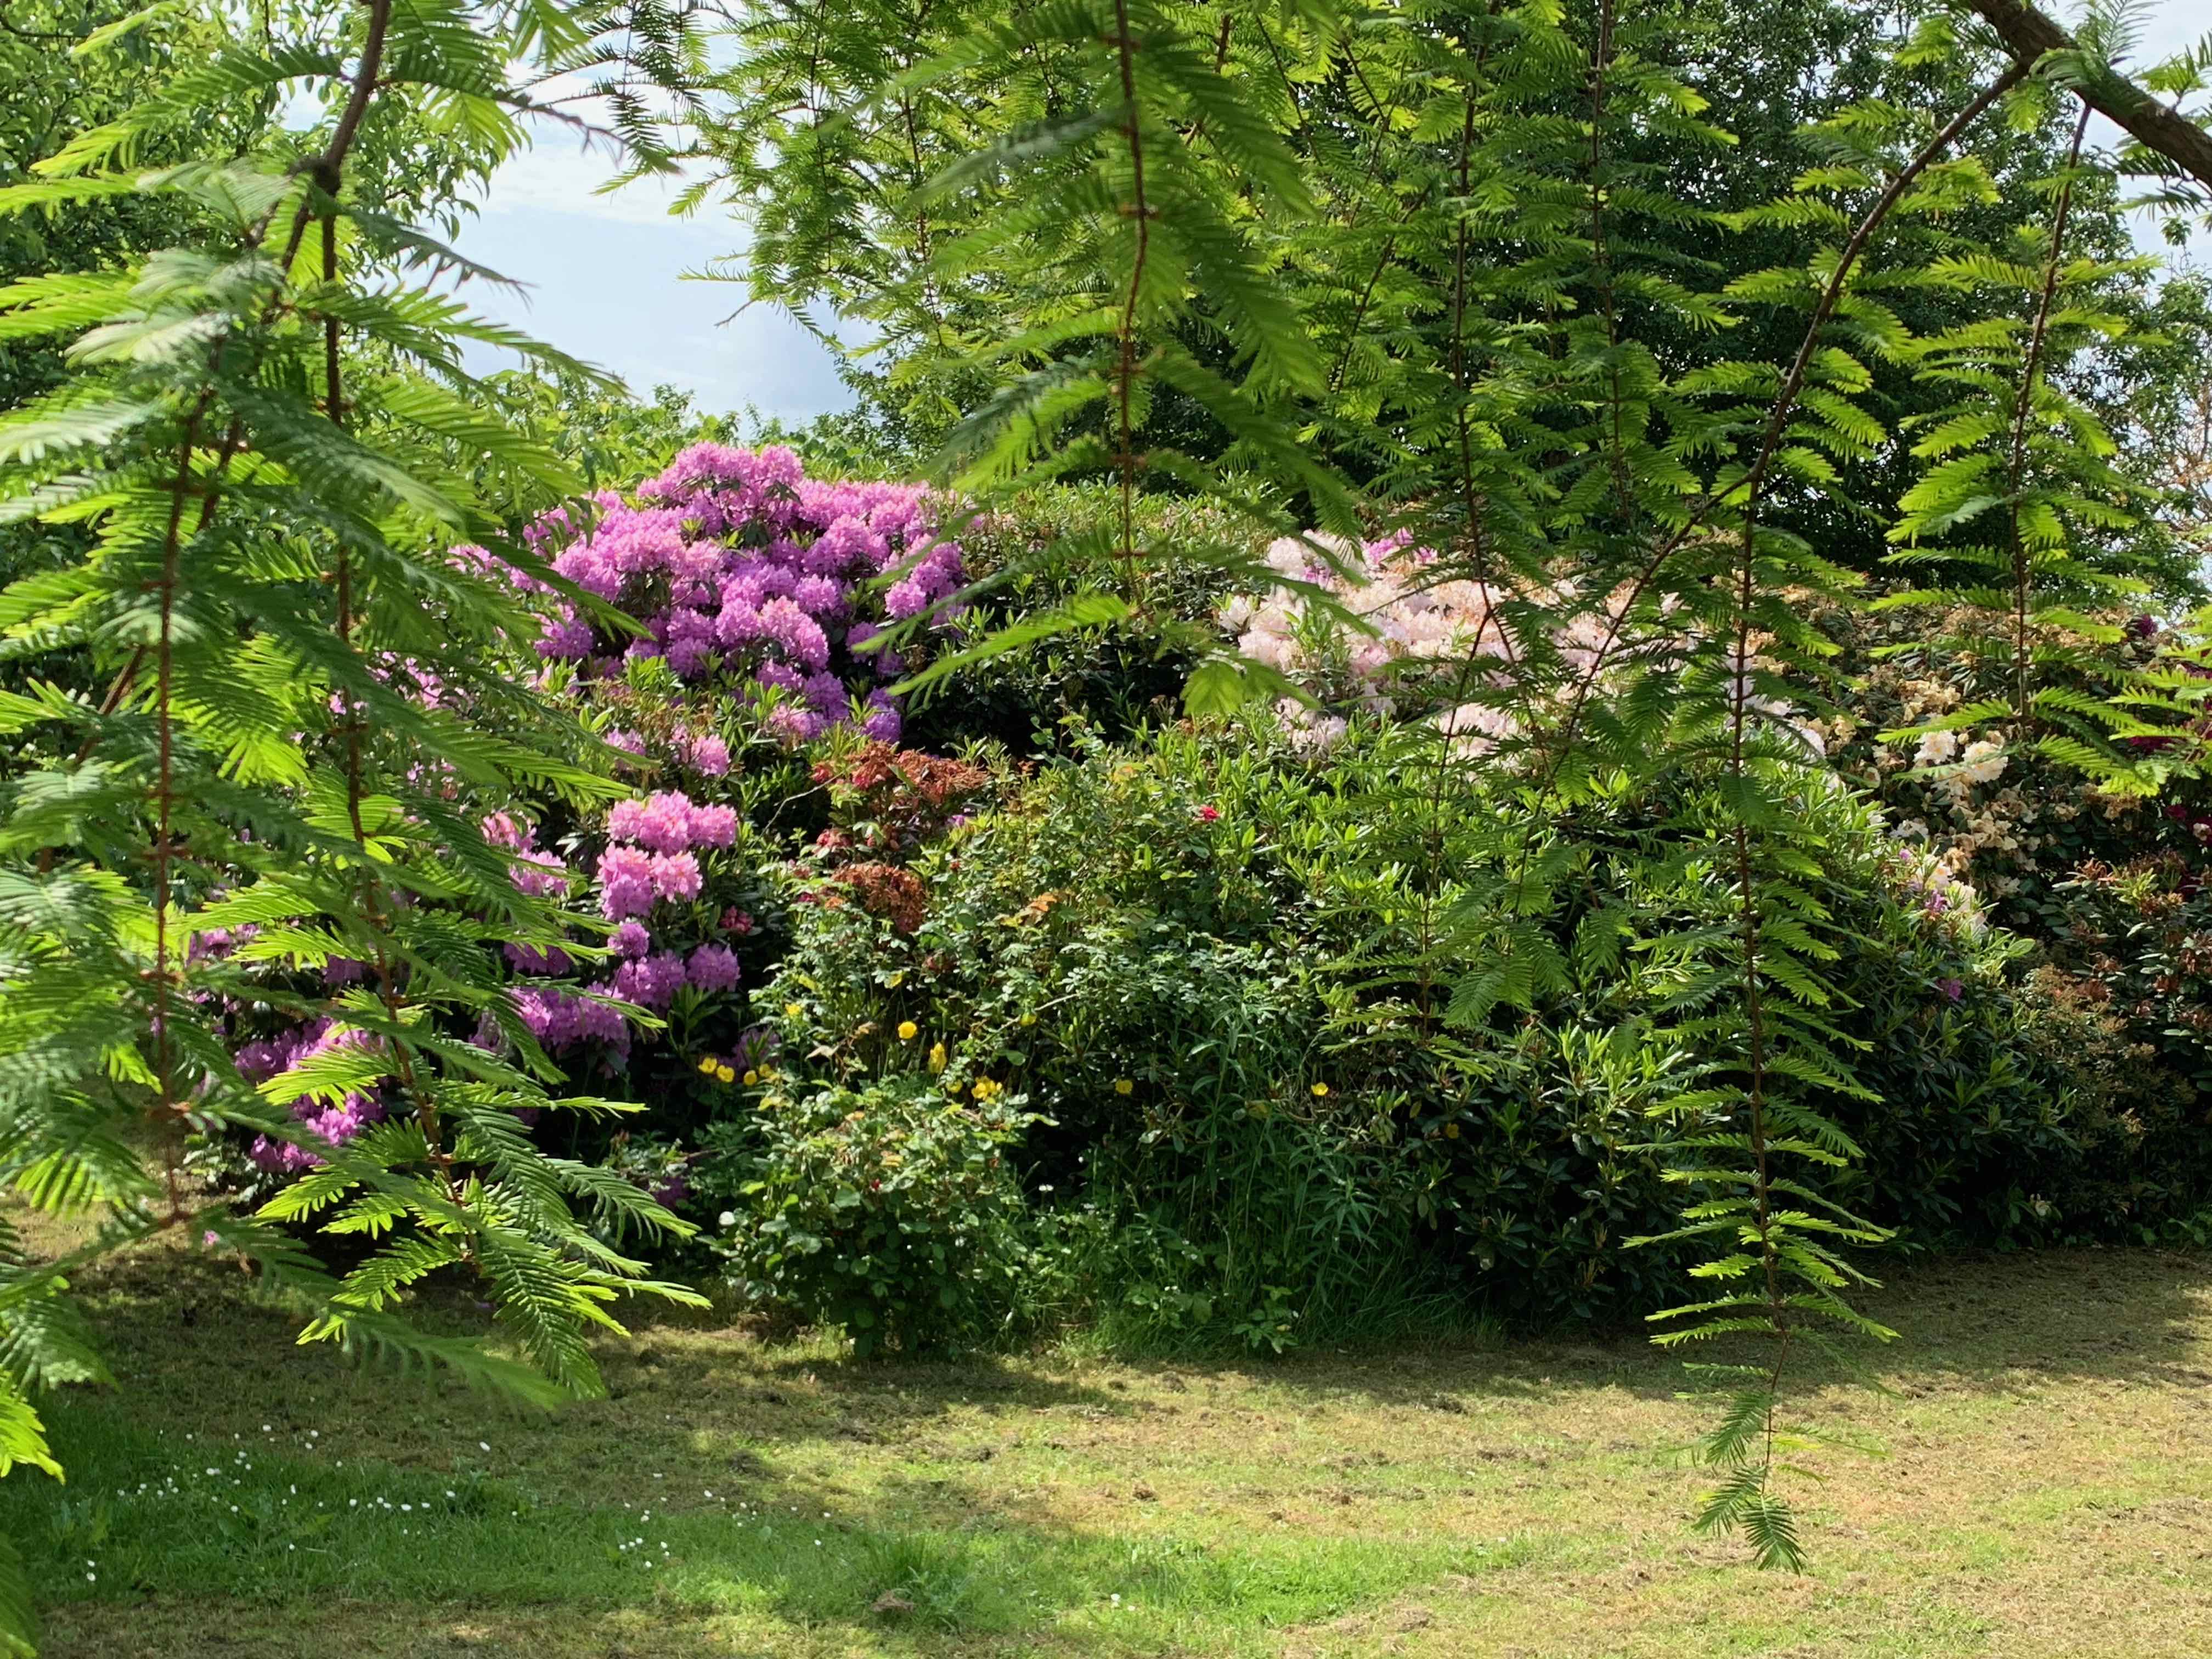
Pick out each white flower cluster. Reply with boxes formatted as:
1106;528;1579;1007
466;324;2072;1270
1223;531;1813;759
1913;727;2009;789
1884;837;1990;935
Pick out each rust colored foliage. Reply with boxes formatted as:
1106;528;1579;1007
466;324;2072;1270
812;743;990;854
829;861;929;933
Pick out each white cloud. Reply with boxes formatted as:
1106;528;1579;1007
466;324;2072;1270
470;136;709;228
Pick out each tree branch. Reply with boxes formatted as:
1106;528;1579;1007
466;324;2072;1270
1956;0;2212;189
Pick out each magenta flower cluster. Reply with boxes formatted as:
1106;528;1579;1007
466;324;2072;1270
596;788;735;921
482;812;570;898
491;443;965;747
505;786;749;1054
236;1020;388;1174
606;791;737;856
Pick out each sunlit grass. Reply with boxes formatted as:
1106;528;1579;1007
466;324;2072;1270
4;1234;2210;1657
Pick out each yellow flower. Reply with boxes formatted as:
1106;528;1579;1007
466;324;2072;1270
898;1020;919;1041
697;1057;718;1076
972;1079;995;1100
1311;1082;1330;1098
715;1064;737;1084
1114;1079;1133;1096
1444;1122;1460;1139
885;969;906;989
1018;1011;1036;1028
783;1001;804;1019
928;1041;947;1072
742;1069;759;1086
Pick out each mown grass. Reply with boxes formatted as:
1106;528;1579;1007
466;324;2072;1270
5;1229;2211;1658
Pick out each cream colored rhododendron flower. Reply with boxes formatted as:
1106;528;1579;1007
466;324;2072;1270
1228;531;1820;759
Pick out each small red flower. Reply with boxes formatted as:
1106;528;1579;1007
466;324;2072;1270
1196;804;1220;822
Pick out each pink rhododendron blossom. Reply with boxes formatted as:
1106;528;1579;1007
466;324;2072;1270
861;692;903;743
680;731;731;776
575;988;630;1045
597;845;657;919
686;943;742;992
247;1023;389;1172
487;446;953;747
650;850;703;901
613;951;689;1010
686;802;738;848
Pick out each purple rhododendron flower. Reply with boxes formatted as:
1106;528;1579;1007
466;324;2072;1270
860;690;904;743
576;988;630;1045
597;845;657;919
650;850;703;901
681;732;731;776
687;943;741;992
613;951;689;1010
687;802;737;848
247;1023;389;1172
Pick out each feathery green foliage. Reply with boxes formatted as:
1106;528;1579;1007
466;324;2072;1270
0;2;718;1647
693;0;2212;1567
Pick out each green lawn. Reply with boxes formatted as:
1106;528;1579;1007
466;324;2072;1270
5;1234;2210;1658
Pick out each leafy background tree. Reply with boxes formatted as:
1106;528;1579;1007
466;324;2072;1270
2;0;2211;1643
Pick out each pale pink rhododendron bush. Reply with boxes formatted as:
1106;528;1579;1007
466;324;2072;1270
1226;531;1819;759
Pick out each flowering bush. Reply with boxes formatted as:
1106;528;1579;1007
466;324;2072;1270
195;444;978;1210
1221;531;1814;758
1813;599;2208;930
736;709;2212;1339
701;1074;1040;1354
187;457;2212;1340
501;441;965;744
1814;595;2212;1172
473;450;985;1090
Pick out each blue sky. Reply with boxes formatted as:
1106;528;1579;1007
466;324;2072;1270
452;2;2208;421
451;153;851;422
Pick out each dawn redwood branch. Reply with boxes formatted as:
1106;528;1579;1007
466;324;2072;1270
1956;0;2212;189
1541;55;2034;770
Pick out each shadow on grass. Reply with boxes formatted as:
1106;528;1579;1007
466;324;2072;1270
13;1239;2211;1656
60;1235;2212;1458
8;1387;1544;1659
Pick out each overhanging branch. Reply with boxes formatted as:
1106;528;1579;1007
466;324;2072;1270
1956;0;2212;190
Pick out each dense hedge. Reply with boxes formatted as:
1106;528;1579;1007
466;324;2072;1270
183;461;2212;1354
691;720;2212;1349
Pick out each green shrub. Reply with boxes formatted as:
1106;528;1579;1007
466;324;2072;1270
703;1075;1040;1354
721;713;2212;1348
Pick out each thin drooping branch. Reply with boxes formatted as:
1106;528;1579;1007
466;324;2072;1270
1109;0;1151;591
148;391;212;1123
1957;0;2212;190
1542;57;2033;766
1493;62;2037;1245
145;0;397;1135
1725;462;1788;1515
896;3;949;355
2004;98;2093;721
1585;0;1634;514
